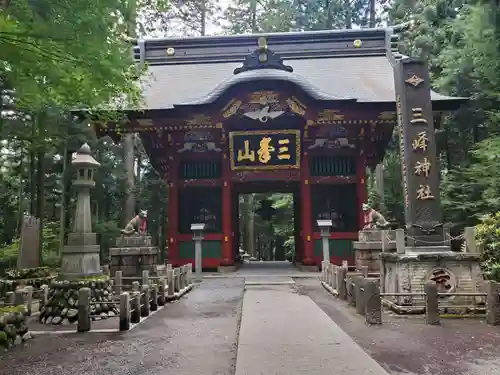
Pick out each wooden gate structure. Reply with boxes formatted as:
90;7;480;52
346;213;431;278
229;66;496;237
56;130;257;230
94;27;464;270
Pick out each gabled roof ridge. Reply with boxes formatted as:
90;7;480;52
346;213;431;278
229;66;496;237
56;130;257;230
135;28;388;65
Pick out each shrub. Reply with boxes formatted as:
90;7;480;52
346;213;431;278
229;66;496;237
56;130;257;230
476;212;500;281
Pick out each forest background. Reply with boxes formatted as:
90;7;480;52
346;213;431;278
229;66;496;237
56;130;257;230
1;0;499;277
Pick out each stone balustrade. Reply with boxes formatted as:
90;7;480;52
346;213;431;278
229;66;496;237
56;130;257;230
354;229;396;272
77;263;194;332
320;264;500;326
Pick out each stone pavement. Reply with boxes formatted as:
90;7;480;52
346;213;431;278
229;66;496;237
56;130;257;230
3;264;500;375
235;279;389;375
1;279;243;375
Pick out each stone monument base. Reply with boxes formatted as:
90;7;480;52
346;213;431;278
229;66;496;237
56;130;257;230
354;230;396;272
109;235;160;281
59;233;102;280
380;249;483;313
39;278;118;325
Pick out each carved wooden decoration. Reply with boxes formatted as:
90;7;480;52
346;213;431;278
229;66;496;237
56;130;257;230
286;96;306;116
185;114;212;127
316;109;345;124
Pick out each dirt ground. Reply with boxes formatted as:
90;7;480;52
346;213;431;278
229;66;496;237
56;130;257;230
295;278;500;375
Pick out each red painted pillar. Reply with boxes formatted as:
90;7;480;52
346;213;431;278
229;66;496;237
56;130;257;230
167;157;179;266
357;150;367;229
221;154;234;266
301;151;314;265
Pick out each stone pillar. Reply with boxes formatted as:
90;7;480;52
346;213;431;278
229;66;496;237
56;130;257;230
191;223;205;282
119;292;130;331
464;227;477;253
60;144;101;280
394;58;444;246
486;281;500;326
77;288;91;332
364;278;382;325
424;282;440;325
396;229;405;254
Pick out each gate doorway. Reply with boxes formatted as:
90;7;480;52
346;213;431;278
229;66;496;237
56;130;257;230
233;182;300;266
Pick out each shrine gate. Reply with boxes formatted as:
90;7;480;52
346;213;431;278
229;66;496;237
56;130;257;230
95;27;464;270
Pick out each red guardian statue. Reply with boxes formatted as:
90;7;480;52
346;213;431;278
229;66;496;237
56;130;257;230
362;203;388;230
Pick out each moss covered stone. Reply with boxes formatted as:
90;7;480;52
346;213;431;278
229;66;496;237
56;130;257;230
40;278;118;325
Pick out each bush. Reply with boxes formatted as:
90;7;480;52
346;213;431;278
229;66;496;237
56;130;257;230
476;212;500;281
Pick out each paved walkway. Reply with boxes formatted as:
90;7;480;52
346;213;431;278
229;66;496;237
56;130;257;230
2;279;243;375
235;279;389;375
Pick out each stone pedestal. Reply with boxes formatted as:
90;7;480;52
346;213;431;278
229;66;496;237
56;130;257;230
59;233;101;280
380;250;483;309
109;236;159;280
354;230;396;272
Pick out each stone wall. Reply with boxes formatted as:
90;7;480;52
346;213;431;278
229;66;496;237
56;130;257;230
381;253;483;306
39;279;118;325
0;306;31;351
0;267;55;298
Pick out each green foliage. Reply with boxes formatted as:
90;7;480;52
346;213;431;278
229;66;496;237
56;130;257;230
442;136;500;226
94;220;121;262
476;213;500;281
4;267;51;280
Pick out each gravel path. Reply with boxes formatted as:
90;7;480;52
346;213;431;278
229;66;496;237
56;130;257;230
1;279;244;375
295;278;500;375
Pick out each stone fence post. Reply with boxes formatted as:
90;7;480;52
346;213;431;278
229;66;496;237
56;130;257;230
167;268;175;299
364;278;382;325
337;266;347;300
40;284;49;308
77;288;91;332
187;263;193;285
396;229;405;254
119;292;130;331
464;227;477;253
142;270;149;287
141;285;150;317
130;293;141;324
424;282;440;325
174;268;180;293
486;280;500;326
150;285;159;312
158;279;167;306
354;277;366;315
114;271;123;295
25;286;33;316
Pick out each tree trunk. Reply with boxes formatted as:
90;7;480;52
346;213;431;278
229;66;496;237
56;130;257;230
123;133;136;222
58;142;69;256
35;113;45;265
200;1;207;36
369;0;376;28
29;119;36;215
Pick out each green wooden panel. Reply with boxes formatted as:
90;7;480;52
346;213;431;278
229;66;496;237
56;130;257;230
178;240;222;259
313;239;354;257
180;161;221;179
310;157;356;176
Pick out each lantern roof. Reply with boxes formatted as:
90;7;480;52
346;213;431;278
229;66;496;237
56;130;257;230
72;143;100;168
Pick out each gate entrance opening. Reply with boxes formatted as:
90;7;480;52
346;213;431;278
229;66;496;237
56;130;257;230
235;183;299;265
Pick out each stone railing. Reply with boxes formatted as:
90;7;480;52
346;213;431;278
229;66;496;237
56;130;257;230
3;284;49;317
77;264;194;332
320;263;500;326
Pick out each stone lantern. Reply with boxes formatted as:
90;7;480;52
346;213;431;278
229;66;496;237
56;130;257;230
59;143;102;280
